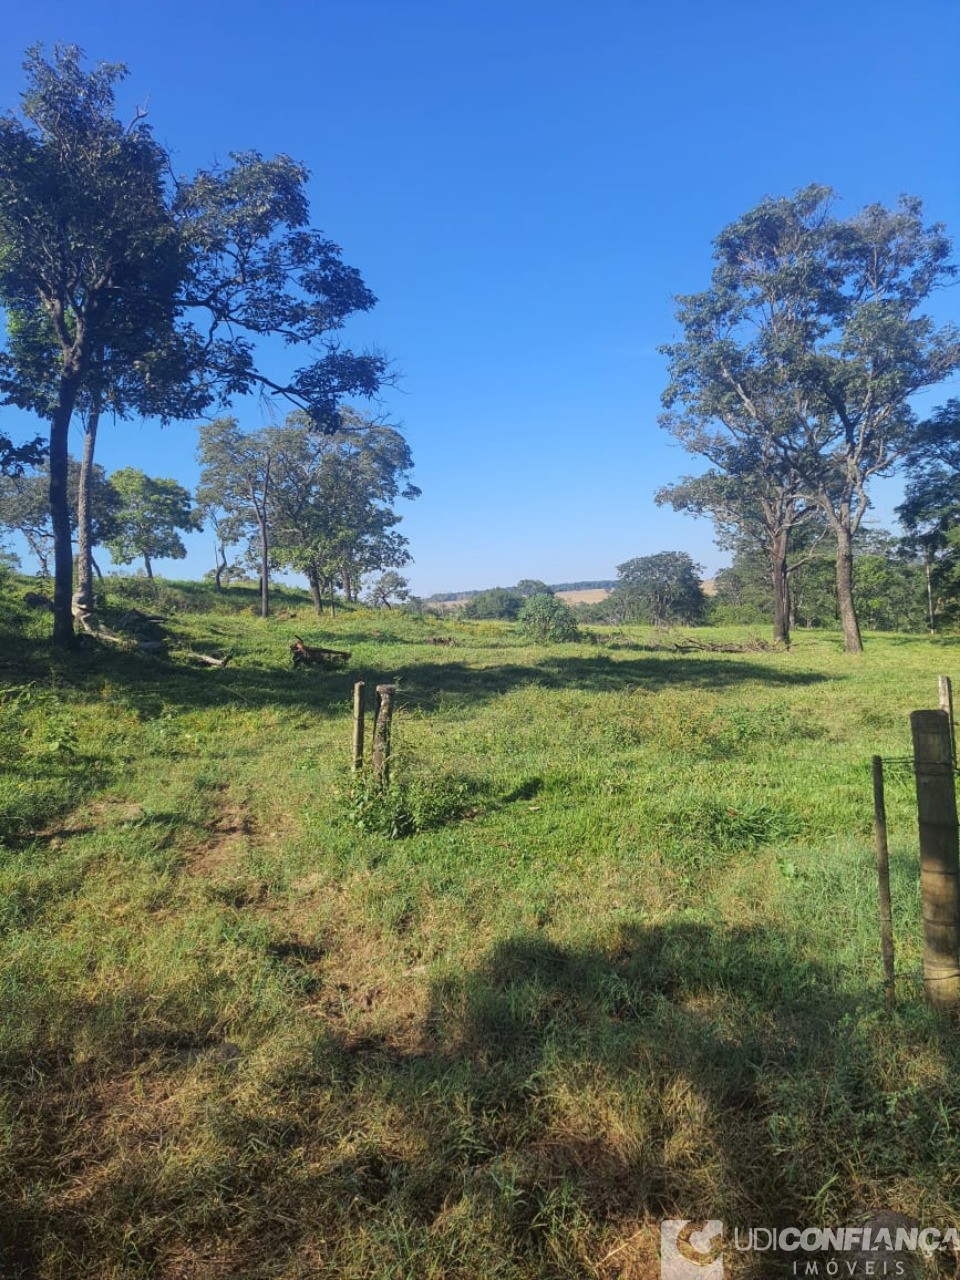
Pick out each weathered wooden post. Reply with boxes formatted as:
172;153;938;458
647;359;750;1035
938;675;955;766
352;681;365;773
910;710;960;1012
372;683;396;788
872;755;896;1008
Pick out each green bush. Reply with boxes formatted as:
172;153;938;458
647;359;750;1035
462;587;524;620
517;593;580;642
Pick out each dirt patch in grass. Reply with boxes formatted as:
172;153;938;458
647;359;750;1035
185;803;257;875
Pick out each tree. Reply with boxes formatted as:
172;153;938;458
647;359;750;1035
462;588;525;621
268;409;418;612
518;593;580;642
0;466;54;574
898;400;960;629
0;457;120;578
609;552;706;626
656;465;822;645
0;47;198;642
661;185;960;652
196;418;273;616
104;469;196;579
0;46;385;646
516;578;553;597
713;543;780;625
198;410;418;617
366;572;411;609
850;532;926;633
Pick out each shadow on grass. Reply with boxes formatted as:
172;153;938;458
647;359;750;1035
311;923;953;1276
383;653;829;713
0;618;832;725
6;920;951;1279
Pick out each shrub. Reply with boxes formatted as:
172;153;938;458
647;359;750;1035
348;768;482;838
518;593;580;642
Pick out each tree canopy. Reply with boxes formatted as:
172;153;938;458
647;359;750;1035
196;410;417;616
660;185;960;652
104;469;197;580
609;552;706;626
0;457;119;578
0;45;385;645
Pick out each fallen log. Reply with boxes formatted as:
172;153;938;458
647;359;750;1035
181;650;232;668
669;633;777;654
291;637;351;668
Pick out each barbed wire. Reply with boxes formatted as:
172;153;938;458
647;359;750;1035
875;756;960;777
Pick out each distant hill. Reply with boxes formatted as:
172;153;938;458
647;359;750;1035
425;579;616;603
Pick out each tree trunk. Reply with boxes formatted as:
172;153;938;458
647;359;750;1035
256;459;270;619
91;554;103;581
342;565;354;602
327;577;336;616
925;554;936;633
258;515;269;618
49;374;82;647
75;398;101;614
143;552;153;580
306;561;323;613
770;532;791;647
213;545;224;592
834;521;864;653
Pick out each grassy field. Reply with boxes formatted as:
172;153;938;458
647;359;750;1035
1;577;958;1279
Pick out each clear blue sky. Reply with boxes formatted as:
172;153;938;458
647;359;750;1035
2;0;959;594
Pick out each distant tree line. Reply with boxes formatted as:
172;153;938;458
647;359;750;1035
0;404;417;616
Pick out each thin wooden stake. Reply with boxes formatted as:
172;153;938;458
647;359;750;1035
938;676;956;766
352;681;365;773
872;755;896;1008
910;710;960;1012
372;683;396;788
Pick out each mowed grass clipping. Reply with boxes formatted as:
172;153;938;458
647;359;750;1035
1;578;958;1279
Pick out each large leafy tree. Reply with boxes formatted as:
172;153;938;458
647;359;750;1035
608;551;706;626
462;588;525;621
365;571;411;609
661;185;959;652
274;410;418;607
0;47;196;641
104;469;196;580
0;46;385;646
198;410;418;616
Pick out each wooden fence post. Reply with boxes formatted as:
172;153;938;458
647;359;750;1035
352;681;365;773
872;755;896;1008
938;676;955;766
372;684;396;788
910;710;960;1012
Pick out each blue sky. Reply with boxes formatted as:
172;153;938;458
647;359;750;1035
2;0;959;595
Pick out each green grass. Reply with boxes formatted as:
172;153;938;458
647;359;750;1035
1;576;959;1278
